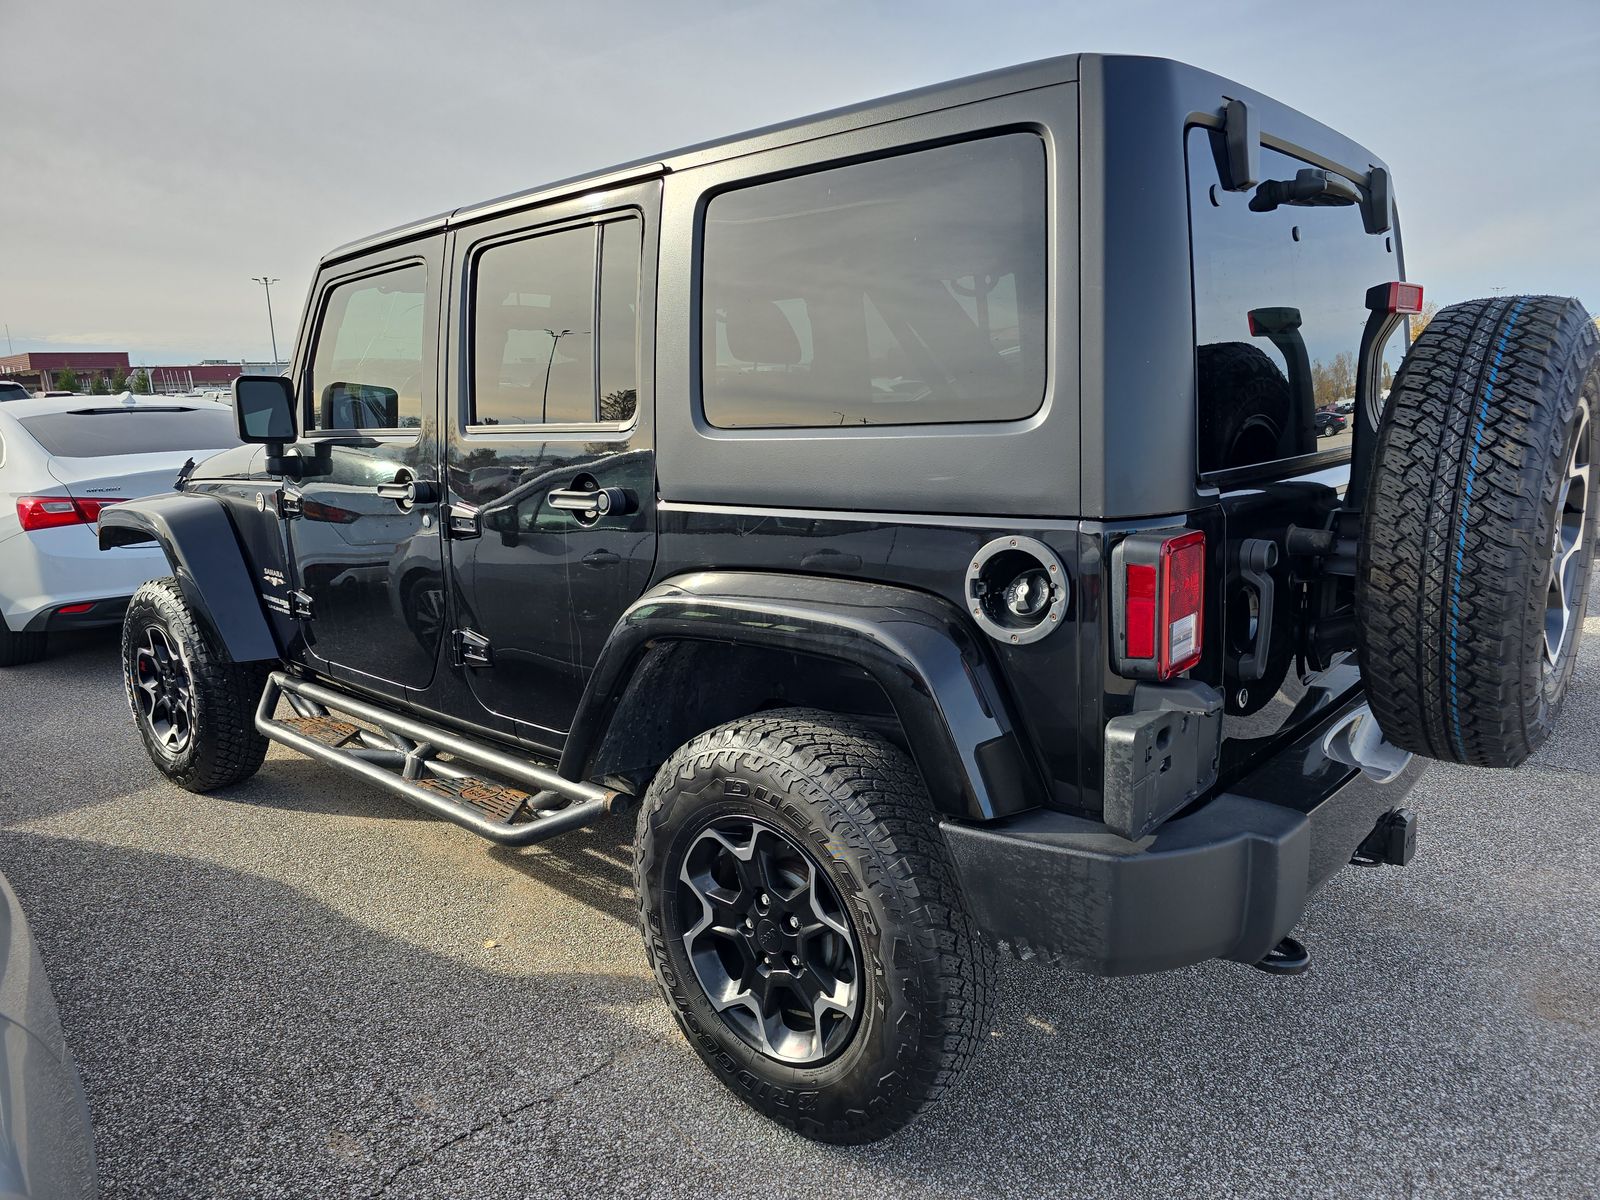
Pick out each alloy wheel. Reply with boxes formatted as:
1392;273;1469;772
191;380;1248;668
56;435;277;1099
677;815;861;1065
133;625;195;754
1545;400;1591;670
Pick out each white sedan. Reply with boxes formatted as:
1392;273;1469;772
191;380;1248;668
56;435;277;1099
0;393;240;666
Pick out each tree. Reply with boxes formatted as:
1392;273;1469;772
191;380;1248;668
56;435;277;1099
109;366;128;393
53;367;81;392
1409;301;1439;343
89;373;110;394
1310;352;1355;408
131;368;151;395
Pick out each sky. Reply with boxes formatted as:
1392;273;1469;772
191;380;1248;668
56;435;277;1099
2;0;1596;365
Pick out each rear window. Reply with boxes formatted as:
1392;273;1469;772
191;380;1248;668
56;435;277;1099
17;407;240;458
700;133;1049;429
0;382;30;400
1188;127;1405;475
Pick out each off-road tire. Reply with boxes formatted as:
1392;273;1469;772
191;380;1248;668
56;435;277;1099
0;621;47;668
1198;341;1293;472
1358;295;1598;766
634;708;992;1143
123;577;273;792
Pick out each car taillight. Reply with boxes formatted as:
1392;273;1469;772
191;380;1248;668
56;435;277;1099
16;496;125;531
1112;529;1206;680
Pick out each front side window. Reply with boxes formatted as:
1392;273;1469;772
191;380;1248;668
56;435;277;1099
307;263;428;431
701;133;1049;429
471;216;641;426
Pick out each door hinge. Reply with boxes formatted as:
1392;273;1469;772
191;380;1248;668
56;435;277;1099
453;628;493;668
289;590;315;620
276;488;304;519
447;504;481;540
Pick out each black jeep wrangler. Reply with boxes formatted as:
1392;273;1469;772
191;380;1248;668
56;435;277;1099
101;54;1596;1143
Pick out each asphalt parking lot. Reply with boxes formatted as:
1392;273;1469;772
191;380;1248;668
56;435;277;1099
3;596;1598;1200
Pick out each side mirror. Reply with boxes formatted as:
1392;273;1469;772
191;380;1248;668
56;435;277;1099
234;375;298;445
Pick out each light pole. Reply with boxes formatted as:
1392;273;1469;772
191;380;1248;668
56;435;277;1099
251;276;281;368
540;328;572;421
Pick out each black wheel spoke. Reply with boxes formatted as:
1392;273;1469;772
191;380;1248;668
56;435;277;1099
678;814;861;1065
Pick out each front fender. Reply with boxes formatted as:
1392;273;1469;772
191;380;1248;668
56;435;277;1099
99;493;280;663
564;572;1043;821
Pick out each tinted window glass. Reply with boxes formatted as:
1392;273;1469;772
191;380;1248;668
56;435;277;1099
307;263;427;431
598;220;641;422
474;225;596;425
18;407;240;457
1188;127;1404;473
0;382;30;401
701;134;1048;428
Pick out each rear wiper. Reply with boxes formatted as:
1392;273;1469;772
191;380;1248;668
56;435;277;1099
1249;168;1362;213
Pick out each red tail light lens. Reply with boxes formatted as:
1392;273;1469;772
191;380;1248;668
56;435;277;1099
1159;531;1205;677
1113;529;1207;680
16;496;125;531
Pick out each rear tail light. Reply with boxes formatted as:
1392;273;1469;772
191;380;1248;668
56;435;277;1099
1112;529;1206;680
16;496;125;531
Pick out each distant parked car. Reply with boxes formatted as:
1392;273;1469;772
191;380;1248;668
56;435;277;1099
0;380;31;402
1314;409;1349;436
1333;397;1356;414
0;870;97;1198
0;393;240;666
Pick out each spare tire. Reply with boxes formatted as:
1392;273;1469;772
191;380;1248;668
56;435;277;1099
1358;295;1597;766
1197;341;1292;472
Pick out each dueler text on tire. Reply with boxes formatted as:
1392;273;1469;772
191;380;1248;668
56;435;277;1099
1358;295;1598;766
634;708;992;1143
123;577;273;792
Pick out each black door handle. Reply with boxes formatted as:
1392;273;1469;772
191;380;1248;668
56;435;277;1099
581;549;620;569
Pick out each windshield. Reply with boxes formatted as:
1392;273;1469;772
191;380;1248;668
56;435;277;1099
0;382;30;400
1187;127;1405;475
17;407;240;458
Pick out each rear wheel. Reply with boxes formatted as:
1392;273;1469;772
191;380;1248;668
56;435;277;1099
1358;295;1598;766
0;622;47;668
635;708;991;1143
123;578;273;792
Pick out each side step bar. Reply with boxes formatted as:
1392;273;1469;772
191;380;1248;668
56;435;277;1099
255;671;627;846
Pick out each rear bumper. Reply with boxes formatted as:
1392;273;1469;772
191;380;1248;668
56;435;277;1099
1;525;164;631
942;694;1421;976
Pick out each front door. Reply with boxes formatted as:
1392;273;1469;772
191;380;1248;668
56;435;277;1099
445;188;658;747
283;239;447;697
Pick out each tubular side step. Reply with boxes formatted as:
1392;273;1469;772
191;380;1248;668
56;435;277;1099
256;671;627;847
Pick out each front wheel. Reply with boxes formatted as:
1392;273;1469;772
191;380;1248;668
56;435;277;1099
634;709;992;1143
123;578;272;792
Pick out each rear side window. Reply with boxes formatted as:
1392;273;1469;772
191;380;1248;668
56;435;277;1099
700;133;1049;429
471;215;642;427
17;408;239;458
1188;127;1404;474
307;263;428;432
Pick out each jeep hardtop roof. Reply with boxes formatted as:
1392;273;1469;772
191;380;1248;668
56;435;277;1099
323;54;1390;269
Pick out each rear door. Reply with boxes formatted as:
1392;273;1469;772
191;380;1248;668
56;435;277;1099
1185;127;1407;776
444;183;659;750
282;237;447;698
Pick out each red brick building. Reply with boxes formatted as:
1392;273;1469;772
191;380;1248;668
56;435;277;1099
0;351;131;392
0;352;258;395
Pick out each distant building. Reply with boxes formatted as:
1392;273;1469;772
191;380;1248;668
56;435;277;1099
0;351;288;394
0;351;130;392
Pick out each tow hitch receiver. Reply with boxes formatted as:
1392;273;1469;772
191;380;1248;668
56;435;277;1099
1252;935;1312;976
1352;807;1418;868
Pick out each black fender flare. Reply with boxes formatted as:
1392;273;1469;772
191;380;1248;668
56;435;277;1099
98;492;280;663
562;572;1043;821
